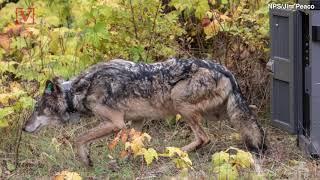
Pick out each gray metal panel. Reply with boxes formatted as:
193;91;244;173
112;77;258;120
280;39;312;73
272;80;290;124
308;11;320;155
271;15;289;60
270;9;298;133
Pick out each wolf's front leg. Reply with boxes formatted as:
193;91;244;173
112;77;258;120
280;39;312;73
75;104;125;166
75;121;117;166
179;112;210;152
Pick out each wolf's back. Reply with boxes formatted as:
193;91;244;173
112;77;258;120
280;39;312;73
70;59;250;113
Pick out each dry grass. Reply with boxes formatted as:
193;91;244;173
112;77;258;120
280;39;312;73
1;112;320;179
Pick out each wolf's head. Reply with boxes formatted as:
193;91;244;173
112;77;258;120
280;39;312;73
23;78;72;133
243;115;268;154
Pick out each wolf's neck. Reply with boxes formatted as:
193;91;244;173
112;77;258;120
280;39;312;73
62;81;76;113
227;92;253;122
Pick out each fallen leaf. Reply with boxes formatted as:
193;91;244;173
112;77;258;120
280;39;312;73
233;149;253;168
120;150;129;159
225;147;253;169
230;133;241;141
160;147;187;157
213;163;239;180
129;128;142;140
108;131;121;150
203;19;220;39
173;158;190;169
0;119;9;128
125;132;151;156
54;171;82;180
6;161;15;172
212;151;230;167
120;129;128;143
175;114;182;122
143;148;158;165
160;147;192;169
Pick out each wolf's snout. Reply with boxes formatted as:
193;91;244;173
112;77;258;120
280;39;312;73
23;114;39;133
23;121;39;133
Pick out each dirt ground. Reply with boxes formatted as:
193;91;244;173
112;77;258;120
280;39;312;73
0;112;320;179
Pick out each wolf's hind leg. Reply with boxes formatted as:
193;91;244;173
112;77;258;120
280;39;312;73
75;104;125;166
179;112;210;152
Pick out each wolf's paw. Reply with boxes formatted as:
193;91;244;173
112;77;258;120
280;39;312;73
247;141;268;156
76;144;93;167
87;155;93;167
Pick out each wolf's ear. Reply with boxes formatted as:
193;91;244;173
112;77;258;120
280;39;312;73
45;80;61;95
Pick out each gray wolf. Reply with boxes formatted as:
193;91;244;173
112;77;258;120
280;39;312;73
23;58;267;166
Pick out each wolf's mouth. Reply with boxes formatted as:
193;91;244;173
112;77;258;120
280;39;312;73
23;123;43;133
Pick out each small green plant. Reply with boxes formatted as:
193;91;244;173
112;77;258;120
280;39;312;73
211;147;265;180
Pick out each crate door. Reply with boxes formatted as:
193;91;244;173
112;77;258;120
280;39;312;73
270;9;298;133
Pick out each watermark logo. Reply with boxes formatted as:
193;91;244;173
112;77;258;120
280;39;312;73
268;3;315;10
15;7;35;25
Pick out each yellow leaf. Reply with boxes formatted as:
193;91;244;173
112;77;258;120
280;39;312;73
230;133;241;141
211;151;230;167
233;149;253;168
175;114;182;122
141;133;152;142
0;93;14;106
213;163;238;180
129;128;141;139
172;156;192;169
0;82;25;106
180;155;192;167
130;142;144;156
173;158;189;169
160;147;188;157
160;147;192;169
0;107;14;119
220;14;231;21
26;27;40;36
0;119;9;128
143;148;158;165
124;142;131;150
203;20;220;39
10;82;22;92
125;132;151;157
225;147;254;169
54;171;82;180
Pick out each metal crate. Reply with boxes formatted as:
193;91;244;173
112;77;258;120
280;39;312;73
269;1;320;157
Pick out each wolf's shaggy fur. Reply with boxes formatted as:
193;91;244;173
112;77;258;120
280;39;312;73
24;58;267;166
